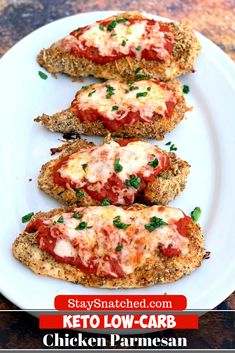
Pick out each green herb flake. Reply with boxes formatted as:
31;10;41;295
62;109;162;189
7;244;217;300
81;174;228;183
113;216;130;230
101;198;110;206
165;141;171;146
52;220;56;225
125;175;141;189
82;163;88;171
121;39;127;46
136;92;148;98
129;86;139;91
22;212;34;223
111;33;117;37
38;71;48;80
191;207;201;222
57;216;64;223
145;216;168;232
170;144;177;151
107;21;117;31
99;24;105;31
75;221;88;230
112;105;119;111
144;245;147;249
114;158;123;173
148;158;159;168
115;244;124;251
106;84;115;99
72;213;83;219
128;81;135;86
183;85;190;94
147;87;151;91
77;27;81;31
135;74;146;80
116;18;128;23
135;67;141;73
161;172;169;180
136;45;141;51
81;85;89;90
74;188;85;198
88;89;96;97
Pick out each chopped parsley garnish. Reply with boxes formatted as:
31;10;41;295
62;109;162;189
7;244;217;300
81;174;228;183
145;216;168;232
81;85;89;90
101;198;110;206
128;81;135;86
125;175;141;189
135;67;141;73
74;188;85;198
115;245;124;251
22;212;34;223
107;21;117;31
144;245;147;249
116;18;128;23
53;220;56;225
136;92;148;98
111;33;117;37
38;71;48;80
135;74;146;80
82;163;88;171
75;221;91;230
113;216;130;230
191;207;201;222
170;144;177;151
165;141;177;151
72;213;83;219
121;39;127;46
99;24;104;31
114;158;123;173
112;105;119;111
106;84;115;99
147;87;151;91
183;85;190;94
148;158;159;168
129;86;139;91
77;27;81;31
88;89;96;97
136;45;141;51
57;216;64;223
161;172;169;179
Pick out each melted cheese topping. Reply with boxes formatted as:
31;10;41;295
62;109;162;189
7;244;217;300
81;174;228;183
58;19;173;61
75;80;175;122
47;205;189;277
57;140;166;203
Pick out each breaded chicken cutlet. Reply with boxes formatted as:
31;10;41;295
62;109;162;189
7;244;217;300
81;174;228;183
38;138;190;206
37;12;201;82
13;204;204;288
35;79;189;139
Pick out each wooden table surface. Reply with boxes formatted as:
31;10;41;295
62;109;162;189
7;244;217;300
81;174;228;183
0;0;234;348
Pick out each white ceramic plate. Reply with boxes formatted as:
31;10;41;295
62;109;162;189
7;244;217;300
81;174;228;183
0;11;235;310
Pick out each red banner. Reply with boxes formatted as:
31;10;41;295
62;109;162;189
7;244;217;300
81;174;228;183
54;295;187;311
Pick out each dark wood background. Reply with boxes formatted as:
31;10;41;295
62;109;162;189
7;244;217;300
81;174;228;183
0;0;234;349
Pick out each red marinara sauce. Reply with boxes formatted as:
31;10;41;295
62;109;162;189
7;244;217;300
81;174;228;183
53;139;170;204
69;18;174;64
24;211;192;278
159;215;192;256
25;218;125;278
71;81;177;132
